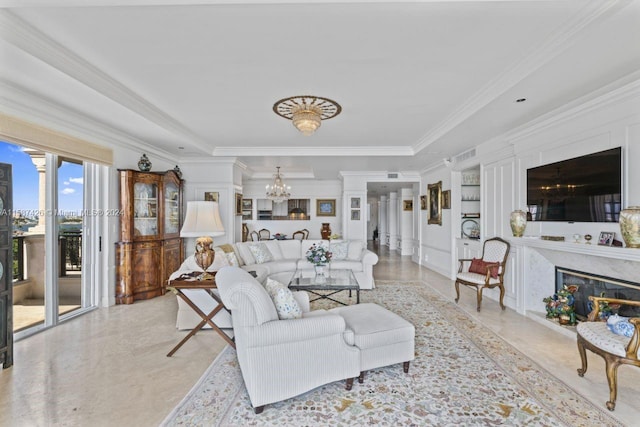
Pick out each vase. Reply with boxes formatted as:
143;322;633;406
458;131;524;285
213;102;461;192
619;206;640;248
314;264;326;277
510;210;527;237
321;223;331;240
138;154;152;172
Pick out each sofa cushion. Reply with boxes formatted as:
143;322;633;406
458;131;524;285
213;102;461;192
262;240;284;260
347;241;365;260
279;240;302;259
330;260;364;272
249;243;274;264
235;242;256;265
218;243;241;267
264;278;303;320
330;241;349;260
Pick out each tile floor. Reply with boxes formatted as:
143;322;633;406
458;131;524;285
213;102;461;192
0;242;638;426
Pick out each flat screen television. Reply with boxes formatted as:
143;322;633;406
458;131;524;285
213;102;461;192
526;147;622;222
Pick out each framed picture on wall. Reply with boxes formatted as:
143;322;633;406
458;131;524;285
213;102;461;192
403;200;413;211
351;198;361;209
420;195;427;210
235;193;242;215
428;181;442;225
204;191;219;202
351;209;361;220
316;199;336;216
442;190;451;209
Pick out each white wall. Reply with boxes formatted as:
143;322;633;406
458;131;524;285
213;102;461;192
420;168;453;278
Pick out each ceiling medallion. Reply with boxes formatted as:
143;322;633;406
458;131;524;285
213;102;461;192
273;95;342;136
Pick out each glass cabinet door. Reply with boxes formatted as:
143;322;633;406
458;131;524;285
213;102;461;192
164;182;180;235
133;182;158;236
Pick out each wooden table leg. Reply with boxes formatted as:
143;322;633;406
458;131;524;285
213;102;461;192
167;290;235;357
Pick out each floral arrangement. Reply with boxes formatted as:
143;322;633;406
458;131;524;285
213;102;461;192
543;284;579;325
306;244;332;266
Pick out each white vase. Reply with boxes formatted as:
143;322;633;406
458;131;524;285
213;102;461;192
619;206;640;248
314;264;326;277
510;210;527;237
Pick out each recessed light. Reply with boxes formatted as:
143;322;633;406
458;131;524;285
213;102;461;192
515;98;527;103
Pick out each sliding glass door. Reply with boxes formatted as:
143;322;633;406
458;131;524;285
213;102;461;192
1;141;99;339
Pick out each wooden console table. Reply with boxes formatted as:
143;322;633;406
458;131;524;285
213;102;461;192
166;272;235;357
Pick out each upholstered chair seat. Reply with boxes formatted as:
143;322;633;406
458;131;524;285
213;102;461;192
454;237;510;311
576;295;640;411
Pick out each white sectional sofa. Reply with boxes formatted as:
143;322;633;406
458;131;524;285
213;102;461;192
172;239;378;330
233;239;378;290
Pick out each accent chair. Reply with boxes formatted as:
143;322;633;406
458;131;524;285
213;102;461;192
576;295;640;411
454;237;510;311
215;267;360;413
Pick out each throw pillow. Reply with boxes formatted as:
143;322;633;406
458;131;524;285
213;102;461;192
248;243;274;264
264;278;302;320
225;251;239;267
208;248;230;271
468;258;499;278
330;241;349;260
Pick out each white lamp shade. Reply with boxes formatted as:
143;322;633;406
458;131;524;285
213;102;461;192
180;201;225;238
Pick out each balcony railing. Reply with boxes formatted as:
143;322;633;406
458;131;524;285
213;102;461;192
59;231;82;277
12;231;82;282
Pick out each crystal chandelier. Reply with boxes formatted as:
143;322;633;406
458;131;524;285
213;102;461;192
273;95;342;136
266;167;291;203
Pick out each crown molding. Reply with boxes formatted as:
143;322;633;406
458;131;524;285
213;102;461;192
412;0;631;155
211;146;415;157
0;10;211;152
0;79;184;164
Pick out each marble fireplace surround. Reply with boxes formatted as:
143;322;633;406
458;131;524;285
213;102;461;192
507;238;640;319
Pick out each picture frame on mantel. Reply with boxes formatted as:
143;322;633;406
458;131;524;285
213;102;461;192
428;181;442;225
598;231;615;246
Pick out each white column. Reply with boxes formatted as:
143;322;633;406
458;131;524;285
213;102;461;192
379;195;387;245
400;188;414;256
388;192;398;250
26;149;47;234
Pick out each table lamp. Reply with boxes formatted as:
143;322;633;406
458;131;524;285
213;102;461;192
180;201;225;280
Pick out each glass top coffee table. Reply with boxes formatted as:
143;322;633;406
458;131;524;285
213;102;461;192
287;269;360;306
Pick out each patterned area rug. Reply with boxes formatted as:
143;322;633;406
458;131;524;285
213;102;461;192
161;280;622;426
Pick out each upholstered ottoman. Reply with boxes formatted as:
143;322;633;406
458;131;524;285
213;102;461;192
330;303;415;382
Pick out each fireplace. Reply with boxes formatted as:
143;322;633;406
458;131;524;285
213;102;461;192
555;267;640;319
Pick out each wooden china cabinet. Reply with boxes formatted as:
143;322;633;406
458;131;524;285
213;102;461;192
115;169;184;304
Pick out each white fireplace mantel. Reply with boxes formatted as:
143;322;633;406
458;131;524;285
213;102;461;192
501;237;640;319
507;237;640;263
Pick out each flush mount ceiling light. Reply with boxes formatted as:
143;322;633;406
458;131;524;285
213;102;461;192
273;95;342;136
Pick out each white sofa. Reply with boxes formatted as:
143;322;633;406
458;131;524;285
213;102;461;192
233;239;378;290
172;240;378;330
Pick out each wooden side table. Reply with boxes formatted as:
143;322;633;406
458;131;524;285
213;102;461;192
166;272;235;357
